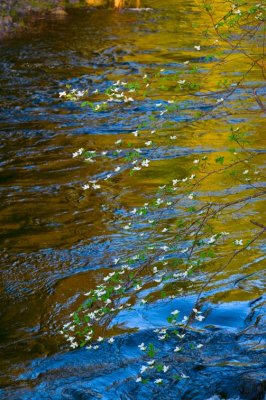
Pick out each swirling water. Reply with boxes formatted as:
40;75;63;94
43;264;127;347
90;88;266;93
0;1;265;398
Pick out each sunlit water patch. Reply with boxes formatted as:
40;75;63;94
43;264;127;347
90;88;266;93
0;0;265;397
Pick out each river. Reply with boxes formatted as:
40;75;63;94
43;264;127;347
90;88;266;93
0;1;265;399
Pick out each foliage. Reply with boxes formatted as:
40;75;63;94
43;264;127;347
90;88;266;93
58;0;265;386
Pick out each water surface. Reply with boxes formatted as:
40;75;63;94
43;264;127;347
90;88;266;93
0;0;265;394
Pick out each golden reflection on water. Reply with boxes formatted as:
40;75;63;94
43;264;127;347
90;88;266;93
0;0;265;387
85;0;141;8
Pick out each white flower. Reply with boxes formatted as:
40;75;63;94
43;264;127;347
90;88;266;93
66;336;75;342
108;337;114;343
171;310;179;316
138;342;146;351
85;157;95;163
145;141;152;146
189;174;196;180
123;224;131;230
136;376;142;383
115;139;122;145
151;130;156;134
181;372;189;379
155;378;163;384
156;103;162;107
207;235;216;244
92;183;101;190
172;179;180;185
174;346;181;352
113;258;120;264
82;184;90;190
216;97;224;103
153;267;158;273
143;74;147;79
243;169;249;175
184;60;190;65
194;45;201;51
170;135;177;140
115;166;121;172
70;342;78;349
173;272;181;278
235;239;243;246
133;130;139;136
188;193;194;200
72;148;84;158
163;365;169;373
162;228;168;233
195;315;205;321
59;91;66;97
180;247;189;253
147;360;155;365
142;159;150;167
193;159;199;164
197;344;203;348
177;80;186;84
140;365;148;373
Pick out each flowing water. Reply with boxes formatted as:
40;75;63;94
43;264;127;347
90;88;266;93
0;1;265;398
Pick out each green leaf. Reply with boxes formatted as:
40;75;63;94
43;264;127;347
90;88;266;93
147;343;156;358
215;156;224;165
156;363;164;372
